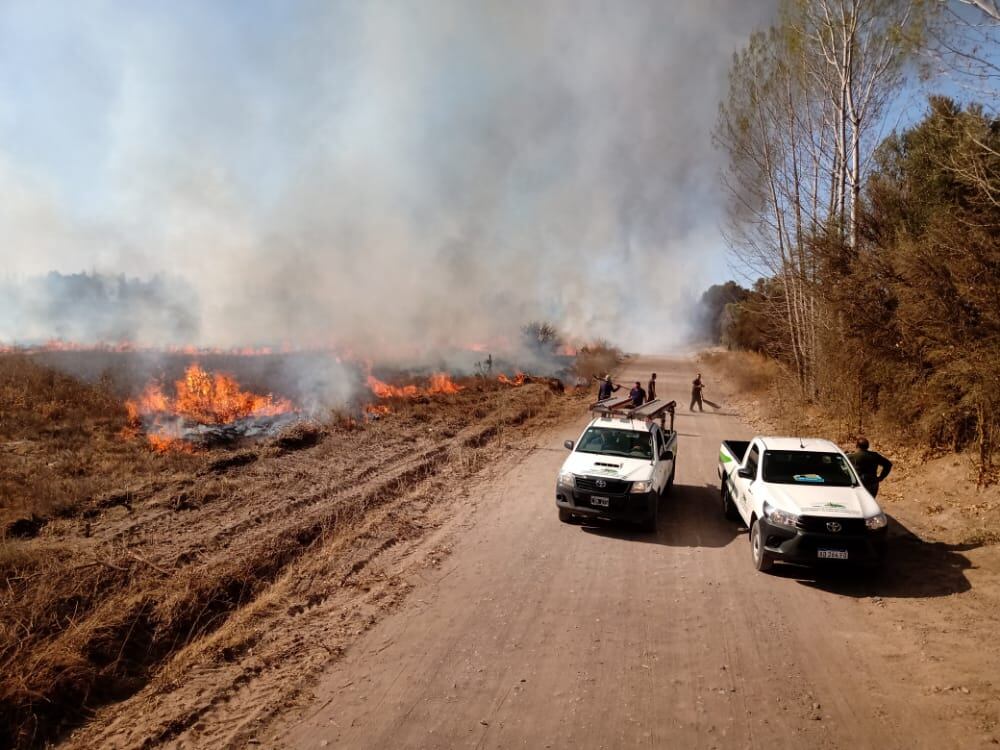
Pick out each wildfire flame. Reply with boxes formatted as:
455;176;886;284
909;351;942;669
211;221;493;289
497;371;527;386
126;363;294;451
366;375;419;399
427;372;463;395
366;371;463;399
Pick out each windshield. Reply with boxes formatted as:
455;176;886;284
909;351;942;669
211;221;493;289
576;427;653;460
763;450;857;487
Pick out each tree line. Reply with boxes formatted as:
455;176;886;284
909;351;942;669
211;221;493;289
706;0;1000;478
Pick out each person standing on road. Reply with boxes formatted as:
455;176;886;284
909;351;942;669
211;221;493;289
598;375;621;401
690;373;705;412
847;437;893;498
647;373;657;403
629;381;646;407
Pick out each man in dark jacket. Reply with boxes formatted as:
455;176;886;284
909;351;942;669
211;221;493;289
847;437;893;498
690;373;705;412
629;381;646;407
598;375;621;401
647;373;657;403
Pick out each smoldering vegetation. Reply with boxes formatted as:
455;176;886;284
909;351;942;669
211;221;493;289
0;352;583;750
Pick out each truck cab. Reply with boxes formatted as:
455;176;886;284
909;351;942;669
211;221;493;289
557;398;678;532
718;437;888;571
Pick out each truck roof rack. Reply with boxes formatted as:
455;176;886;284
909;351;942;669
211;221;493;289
589;397;676;432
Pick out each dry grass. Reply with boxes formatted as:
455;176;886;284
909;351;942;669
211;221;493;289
0;355;582;750
0;355;200;528
698;349;782;395
573;341;622;383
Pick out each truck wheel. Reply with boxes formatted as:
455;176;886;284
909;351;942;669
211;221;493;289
558;508;575;524
721;481;739;521
640;498;659;533
750;519;774;573
663;465;675;496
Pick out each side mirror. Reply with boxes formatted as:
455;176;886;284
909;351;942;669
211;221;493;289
662;450;674;462
738;467;754;480
564;440;574;451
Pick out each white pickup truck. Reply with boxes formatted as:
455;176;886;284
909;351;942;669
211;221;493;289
718;437;888;572
556;398;678;532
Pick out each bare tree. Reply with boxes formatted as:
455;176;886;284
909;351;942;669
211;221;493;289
715;0;922;395
959;0;1000;21
924;1;1000;110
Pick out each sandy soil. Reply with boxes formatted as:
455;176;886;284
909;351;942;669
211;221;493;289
264;355;1000;749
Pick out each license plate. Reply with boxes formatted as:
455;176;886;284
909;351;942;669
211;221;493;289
818;549;849;560
590;496;610;507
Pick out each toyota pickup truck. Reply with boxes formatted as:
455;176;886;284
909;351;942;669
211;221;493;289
718;436;887;572
556;397;678;532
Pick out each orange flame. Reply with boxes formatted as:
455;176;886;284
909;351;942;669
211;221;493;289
427;372;463;394
367;374;419;399
366;371;463;399
364;403;392;418
125;363;294;451
498;371;527;386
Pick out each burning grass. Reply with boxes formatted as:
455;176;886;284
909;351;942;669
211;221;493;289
125;363;297;452
0;352;584;749
0;355;200;527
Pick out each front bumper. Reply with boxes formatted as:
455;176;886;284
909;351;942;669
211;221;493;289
556;483;656;523
758;516;888;566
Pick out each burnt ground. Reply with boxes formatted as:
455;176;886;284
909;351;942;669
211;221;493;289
0;353;582;749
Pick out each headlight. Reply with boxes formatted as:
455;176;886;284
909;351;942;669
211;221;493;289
558;470;576;489
865;512;888;530
630;480;653;494
764;503;798;527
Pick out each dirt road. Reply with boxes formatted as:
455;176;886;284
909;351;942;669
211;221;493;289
272;355;997;749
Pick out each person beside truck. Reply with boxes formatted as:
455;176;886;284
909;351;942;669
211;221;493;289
598;375;621;401
647;373;657;402
847;437;893;498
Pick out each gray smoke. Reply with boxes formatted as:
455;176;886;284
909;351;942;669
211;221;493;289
0;0;777;357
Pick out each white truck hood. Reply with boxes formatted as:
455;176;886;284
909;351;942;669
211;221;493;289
762;482;881;518
561;451;653;482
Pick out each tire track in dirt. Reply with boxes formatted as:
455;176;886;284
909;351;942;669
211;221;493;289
53;384;580;750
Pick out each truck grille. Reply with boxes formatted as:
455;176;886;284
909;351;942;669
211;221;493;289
796;516;867;535
575;476;630;495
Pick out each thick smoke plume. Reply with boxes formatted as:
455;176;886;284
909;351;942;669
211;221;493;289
0;0;776;358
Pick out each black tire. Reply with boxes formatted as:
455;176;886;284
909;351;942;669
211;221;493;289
639;497;659;533
721;480;740;521
750;519;774;573
558;508;575;524
662;465;675;497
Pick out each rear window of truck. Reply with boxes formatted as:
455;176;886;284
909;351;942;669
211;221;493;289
762;451;856;487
